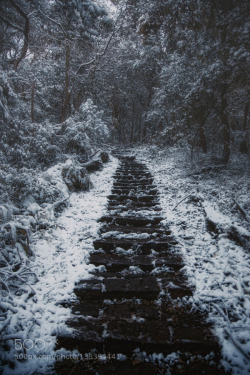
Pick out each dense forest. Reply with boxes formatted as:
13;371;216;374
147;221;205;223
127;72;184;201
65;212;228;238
0;0;249;167
0;1;249;374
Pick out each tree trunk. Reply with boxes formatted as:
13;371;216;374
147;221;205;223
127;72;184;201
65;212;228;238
130;122;134;144
60;44;71;123
199;126;207;153
31;80;35;123
142;124;147;141
137;113;142;142
221;83;230;163
240;101;249;154
243;102;249;131
9;0;29;71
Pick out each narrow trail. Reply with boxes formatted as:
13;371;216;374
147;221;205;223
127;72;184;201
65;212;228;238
55;154;226;374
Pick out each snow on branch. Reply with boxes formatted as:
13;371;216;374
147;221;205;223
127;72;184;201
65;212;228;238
233;198;250;223
202;201;250;247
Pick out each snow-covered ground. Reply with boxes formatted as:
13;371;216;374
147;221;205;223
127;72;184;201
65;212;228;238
138;147;250;375
1;148;249;375
1;156;118;375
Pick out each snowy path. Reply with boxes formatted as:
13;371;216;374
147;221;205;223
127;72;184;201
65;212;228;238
55;154;225;374
1;150;249;375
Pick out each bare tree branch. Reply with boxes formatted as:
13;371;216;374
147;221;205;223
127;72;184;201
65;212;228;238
38;9;68;39
8;0;30;70
0;14;23;33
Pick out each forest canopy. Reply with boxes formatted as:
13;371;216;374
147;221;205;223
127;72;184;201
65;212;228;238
0;0;249;165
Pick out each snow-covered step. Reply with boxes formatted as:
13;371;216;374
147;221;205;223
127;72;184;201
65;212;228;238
89;253;184;272
108;194;159;202
93;238;177;252
113;171;152;177
107;205;162;213
99;224;172;235
114;178;155;184
98;215;163;226
111;188;158;195
74;276;161;300
113;181;158;188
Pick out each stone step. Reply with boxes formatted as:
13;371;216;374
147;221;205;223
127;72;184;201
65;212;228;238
114;179;154;185
55;356;226;375
89;254;184;272
107;203;162;216
100;299;161;320
90;253;154;272
107;204;158;210
119;163;145;168
107;202;161;209
117;164;149;168
113;168;152;178
67;299;214;334
107;210;162;218
69;298;156;321
115;174;152;179
108;195;159;203
111;189;159;196
115;178;154;184
74;275;192;301
93;239;177;252
98;215;163;226
113;172;152;178
71;298;179;321
99;225;172;236
114;171;152;177
115;164;150;173
113;180;155;185
57;316;219;356
74;276;160;301
111;189;158;196
118;155;136;160
113;183;158;189
99;232;176;242
114;171;151;175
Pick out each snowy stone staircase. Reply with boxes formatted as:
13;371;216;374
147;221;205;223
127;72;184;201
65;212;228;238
55;154;226;374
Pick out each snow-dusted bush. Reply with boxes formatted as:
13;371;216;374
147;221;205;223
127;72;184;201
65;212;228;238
62;159;91;192
62;99;110;159
32;138;61;167
0;205;13;225
77;99;110;142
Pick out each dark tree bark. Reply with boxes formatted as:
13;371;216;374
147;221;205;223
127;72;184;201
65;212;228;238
60;44;71;123
31;80;35;123
0;0;30;70
243;102;249;131
221;83;230;163
199;126;207;153
130;122;134;144
10;0;29;71
240;101;249;154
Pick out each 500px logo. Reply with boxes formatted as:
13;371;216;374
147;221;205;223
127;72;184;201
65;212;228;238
13;338;57;351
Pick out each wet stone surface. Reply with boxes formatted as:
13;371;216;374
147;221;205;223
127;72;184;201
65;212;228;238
55;153;227;375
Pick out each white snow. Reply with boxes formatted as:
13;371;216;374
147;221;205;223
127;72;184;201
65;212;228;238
1;147;249;375
96;0;117;17
139;147;250;375
1;156;117;375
